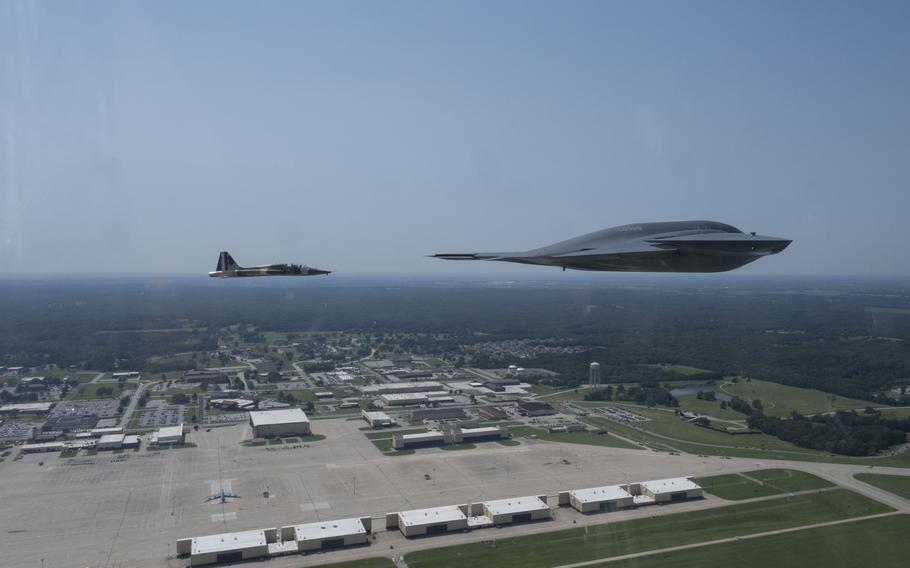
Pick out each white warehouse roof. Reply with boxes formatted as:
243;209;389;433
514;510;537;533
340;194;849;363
191;530;266;555
249;408;309;426
400;432;445;442
157;424;184;439
570;485;633;503
640;477;701;494
398;505;466;527
294;518;366;542
483;496;548;516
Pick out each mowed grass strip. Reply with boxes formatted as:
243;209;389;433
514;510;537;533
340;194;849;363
588;514;910;568
854;473;910;500
747;469;834;493
316;559;395;568
693;473;782;500
404;490;892;568
695;469;834;501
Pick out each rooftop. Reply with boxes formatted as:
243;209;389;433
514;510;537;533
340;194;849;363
249;408;309;426
98;433;125;445
483;495;549;516
191;530;266;555
157;424;184;438
362;411;392;420
640;477;701;494
400;431;445;441
294;518;366;541
398;505;466;527
570;485;633;503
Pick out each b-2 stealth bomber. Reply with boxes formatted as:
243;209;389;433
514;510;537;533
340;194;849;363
431;220;790;273
209;251;330;278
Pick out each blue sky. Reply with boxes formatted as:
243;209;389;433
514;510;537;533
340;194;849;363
1;0;909;274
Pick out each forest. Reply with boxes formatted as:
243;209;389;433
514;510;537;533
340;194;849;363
1;275;909;402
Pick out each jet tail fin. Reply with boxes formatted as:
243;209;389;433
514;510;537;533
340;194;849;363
217;251;241;271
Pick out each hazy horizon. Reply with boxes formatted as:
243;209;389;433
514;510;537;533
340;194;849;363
3;1;909;275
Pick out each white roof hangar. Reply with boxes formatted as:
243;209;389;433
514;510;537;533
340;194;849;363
570;485;633;504
640;477;701;494
482;495;550;524
248;408;309;427
186;529;270;566
291;517;369;551
398;505;467;527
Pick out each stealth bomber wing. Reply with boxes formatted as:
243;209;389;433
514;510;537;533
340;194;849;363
208;251;330;278
432;220;790;273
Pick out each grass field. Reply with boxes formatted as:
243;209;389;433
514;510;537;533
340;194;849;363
854;473;910;499
591;514;909;568
510;425;642;450
317;559;395;568
405;490;890;568
720;379;873;417
694;469;833;500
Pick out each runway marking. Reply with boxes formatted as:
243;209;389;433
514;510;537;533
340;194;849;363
300;501;330;512
211;512;237;522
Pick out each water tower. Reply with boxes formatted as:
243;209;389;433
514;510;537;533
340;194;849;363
589;362;601;386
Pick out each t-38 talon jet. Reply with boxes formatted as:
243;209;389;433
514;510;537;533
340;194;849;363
208;251;330;278
431;220;790;273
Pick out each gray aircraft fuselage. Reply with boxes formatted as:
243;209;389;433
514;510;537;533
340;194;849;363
208;251;330;278
432;220;791;273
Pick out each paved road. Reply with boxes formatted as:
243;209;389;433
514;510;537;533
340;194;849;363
118;382;147;428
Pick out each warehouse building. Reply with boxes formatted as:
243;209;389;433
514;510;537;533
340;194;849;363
122;434;140;449
20;441;65;453
411;408;467;422
97;433;125;450
249;408;311;438
361;410;393;429
90;427;124;437
177;529;276;566
516;401;557;416
637;477;703;503
377;392;452;406
393;425;509;449
360;381;444;396
154;424;185;445
394;505;468;537
477;406;509;420
284;517;370;552
0;402;54;414
564;485;634;513
482;495;550;525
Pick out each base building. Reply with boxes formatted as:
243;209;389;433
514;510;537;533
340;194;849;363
249;408;311;438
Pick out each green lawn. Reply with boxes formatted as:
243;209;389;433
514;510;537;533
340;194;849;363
593;514;910;568
694;473;783;500
405;490;891;568
854;473;910;500
720;379;873;417
316;559;395;568
695;469;833;501
371;438;394;452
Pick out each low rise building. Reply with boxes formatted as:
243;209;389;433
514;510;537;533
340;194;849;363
21;441;65;453
285;517;370;552
360;381;444;396
565;485;634;513
482;495;550;525
177;529;274;566
97;433;125;450
516;401;557;416
0;402;54;414
637;477;703;503
155;424;185;445
396;505;468;537
361;410;393;428
249;408;310;438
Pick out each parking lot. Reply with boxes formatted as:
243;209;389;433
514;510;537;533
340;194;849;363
138;406;186;427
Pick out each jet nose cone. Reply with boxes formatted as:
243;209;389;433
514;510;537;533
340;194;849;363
309;268;331;275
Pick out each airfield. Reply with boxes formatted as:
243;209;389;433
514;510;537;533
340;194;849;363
1;416;909;568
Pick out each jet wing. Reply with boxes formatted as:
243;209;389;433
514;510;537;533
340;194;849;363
550;240;675;259
430;252;520;261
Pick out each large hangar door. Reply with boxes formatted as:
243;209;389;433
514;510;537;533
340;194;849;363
426;524;448;535
217;551;243;563
321;538;345;550
671;492;686;501
512;513;533;523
